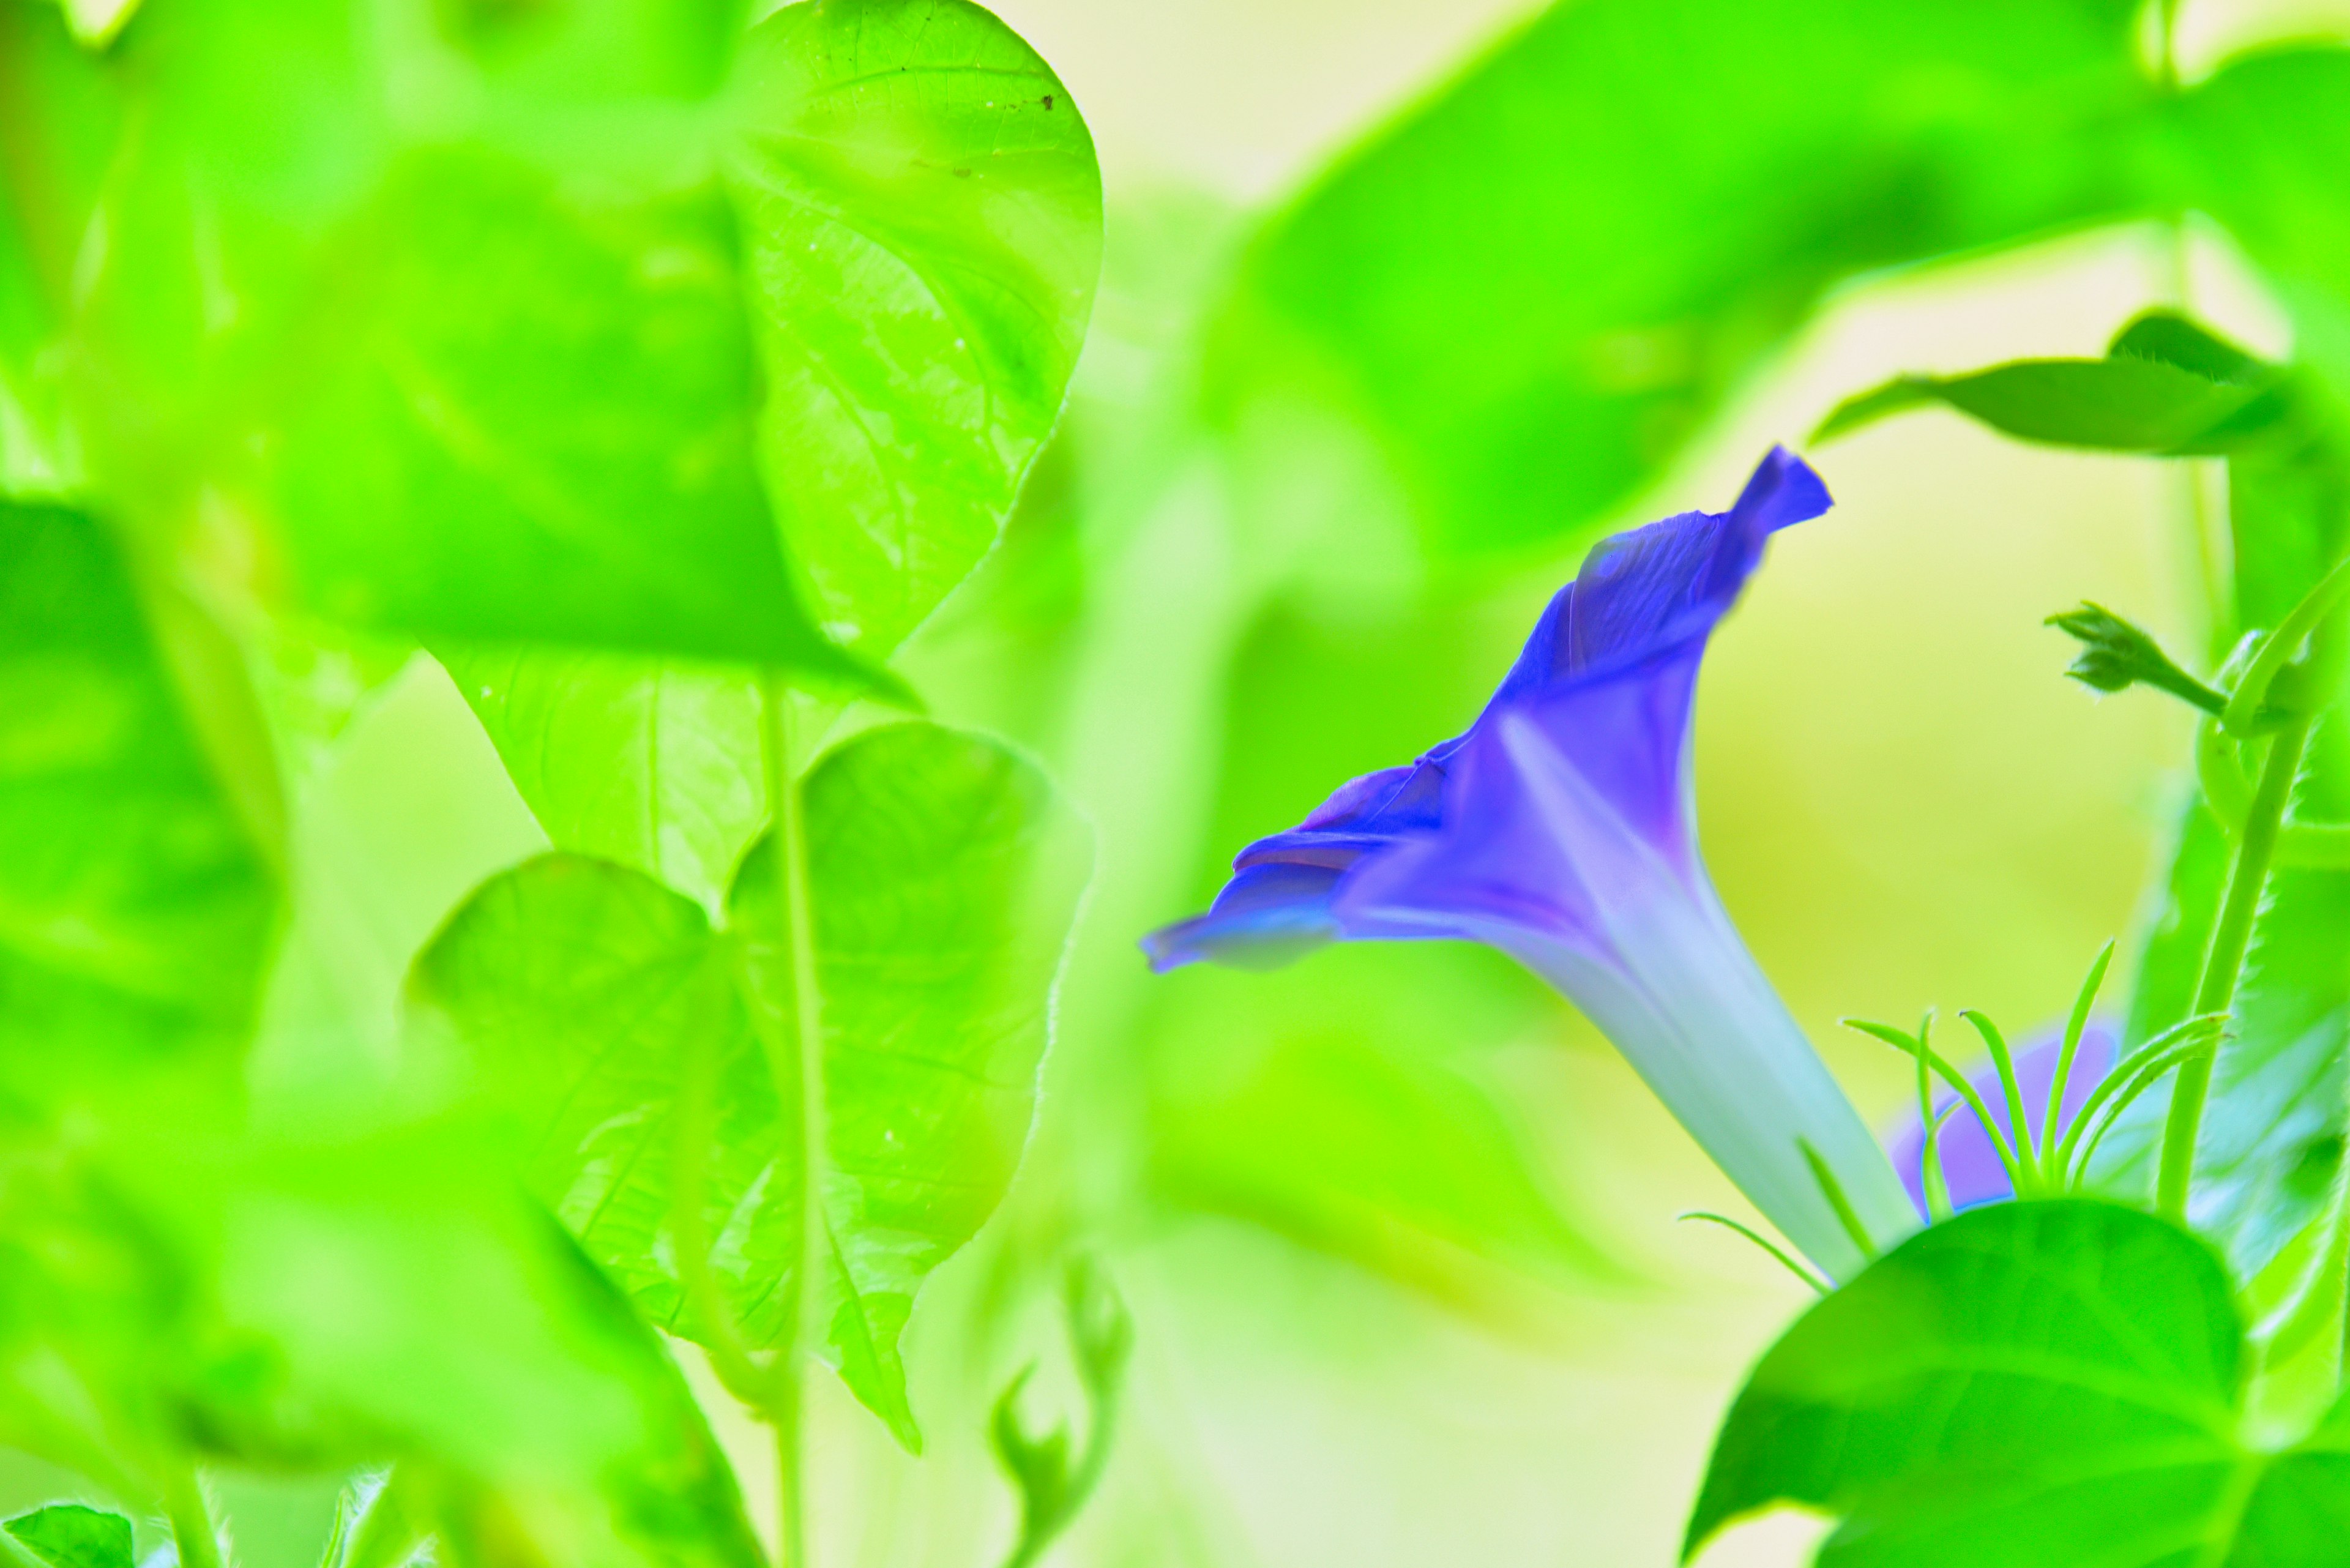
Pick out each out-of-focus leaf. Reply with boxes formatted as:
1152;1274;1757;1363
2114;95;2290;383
0;1;122;488
1209;0;2156;557
209;1122;766;1568
1684;1200;2312;1567
0;499;277;1109
439;649;763;916
12;0;1098;683
1148;946;1607;1304
413;721;1091;1451
272;152;862;679
4;1504;133;1568
726;0;1105;656
2174;50;2350;422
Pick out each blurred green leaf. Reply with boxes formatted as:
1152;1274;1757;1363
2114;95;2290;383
726;0;1105;657
2174;50;2350;425
0;499;277;1110
0;1;122;488
1815;313;2288;452
1684;1200;2324;1567
413;720;1091;1450
1209;0;2155;557
209;1121;765;1568
4;1505;133;1568
272;151;864;680
439;649;763;916
1148;946;1608;1305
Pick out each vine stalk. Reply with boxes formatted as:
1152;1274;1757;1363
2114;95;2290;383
758;674;830;1568
2158;709;2313;1220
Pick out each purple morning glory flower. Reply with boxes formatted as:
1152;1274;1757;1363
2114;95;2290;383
1889;1024;2119;1214
1144;447;1916;1279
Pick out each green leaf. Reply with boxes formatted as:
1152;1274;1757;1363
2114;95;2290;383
3;1506;133;1568
1815;316;2289;454
733;720;1092;1446
270;149;865;680
2173;50;2350;424
1208;0;2155;557
1684;1200;2331;1567
0;499;277;1109
438;648;764;916
411;720;1091;1450
0;1;123;488
209;1121;768;1568
725;0;1105;657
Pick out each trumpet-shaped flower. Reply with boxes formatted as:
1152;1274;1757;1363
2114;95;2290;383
1144;447;1915;1279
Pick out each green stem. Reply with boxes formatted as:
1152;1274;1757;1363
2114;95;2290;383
163;1463;225;1568
2158;711;2312;1220
757;675;829;1568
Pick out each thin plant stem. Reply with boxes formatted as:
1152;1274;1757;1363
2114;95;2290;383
162;1462;224;1568
756;674;830;1568
2159;711;2313;1220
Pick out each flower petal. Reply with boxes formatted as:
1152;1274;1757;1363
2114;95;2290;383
1144;446;1827;973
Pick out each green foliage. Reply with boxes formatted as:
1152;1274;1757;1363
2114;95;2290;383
412;720;1091;1450
1686;1201;2350;1567
1816;311;2290;453
1209;0;2156;557
4;1505;132;1568
729;0;1104;657
1803;310;2350;1276
0;499;277;1108
438;648;764;916
0;0;1098;678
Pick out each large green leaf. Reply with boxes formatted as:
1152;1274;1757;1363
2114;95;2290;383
0;499;276;1110
410;720;1091;1450
726;0;1103;657
437;649;764;917
4;1505;133;1568
1685;1200;2350;1567
1207;0;2155;558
